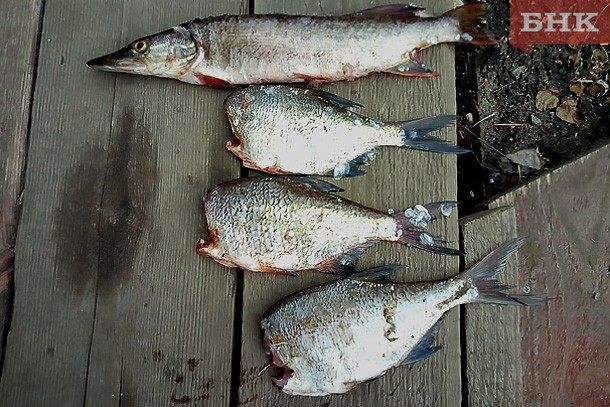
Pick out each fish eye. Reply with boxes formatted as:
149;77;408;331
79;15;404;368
132;40;148;53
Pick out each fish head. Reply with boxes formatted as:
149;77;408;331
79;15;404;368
262;314;342;397
87;25;198;79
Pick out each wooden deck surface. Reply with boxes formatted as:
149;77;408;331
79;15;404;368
0;0;607;405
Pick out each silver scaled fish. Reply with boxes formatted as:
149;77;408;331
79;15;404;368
224;85;466;178
196;176;460;275
261;238;548;396
87;3;495;86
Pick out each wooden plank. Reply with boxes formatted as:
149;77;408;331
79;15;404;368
82;1;245;404
490;142;610;406
0;0;123;404
238;1;460;405
0;0;42;363
460;207;523;406
0;1;245;406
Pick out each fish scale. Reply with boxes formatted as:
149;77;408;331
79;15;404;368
224;85;465;178
88;3;495;86
197;176;460;275
261;239;549;396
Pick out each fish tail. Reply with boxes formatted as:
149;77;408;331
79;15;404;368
458;238;550;306
442;2;497;45
398;115;468;154
392;213;463;256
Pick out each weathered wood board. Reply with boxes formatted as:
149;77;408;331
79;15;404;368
490;142;610;406
238;1;461;405
0;0;42;365
0;0;245;405
460;207;525;406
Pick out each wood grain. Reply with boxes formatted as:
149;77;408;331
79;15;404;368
490;143;610;407
0;0;123;403
0;0;42;366
460;207;523;406
0;1;245;405
238;1;461;405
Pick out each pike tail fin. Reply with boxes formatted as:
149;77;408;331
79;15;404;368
459;238;550;306
443;2;497;45
397;115;468;154
392;204;463;256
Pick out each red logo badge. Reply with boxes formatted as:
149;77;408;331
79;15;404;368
510;0;610;53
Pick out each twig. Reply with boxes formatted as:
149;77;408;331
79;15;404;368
472;112;497;128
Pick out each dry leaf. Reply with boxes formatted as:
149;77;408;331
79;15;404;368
556;99;579;124
535;90;559;111
506;148;543;170
569;82;585;97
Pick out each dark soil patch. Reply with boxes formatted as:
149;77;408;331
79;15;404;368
456;0;610;215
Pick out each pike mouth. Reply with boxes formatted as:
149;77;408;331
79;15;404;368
87;47;141;73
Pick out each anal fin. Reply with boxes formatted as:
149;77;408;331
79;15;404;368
315;245;371;275
384;54;439;78
401;319;443;365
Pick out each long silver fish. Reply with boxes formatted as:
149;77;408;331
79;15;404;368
224;85;465;178
262;238;548;396
196;176;460;275
87;3;495;86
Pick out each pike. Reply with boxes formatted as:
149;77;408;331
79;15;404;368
87;3;495;86
262;238;549;396
224;85;466;178
196;176;460;275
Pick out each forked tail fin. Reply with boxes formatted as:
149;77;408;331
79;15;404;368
392;203;463;256
442;2;497;45
459;238;550;306
397;115;468;154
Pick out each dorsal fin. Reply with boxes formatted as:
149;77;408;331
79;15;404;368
289;176;344;193
350;4;428;19
308;89;363;109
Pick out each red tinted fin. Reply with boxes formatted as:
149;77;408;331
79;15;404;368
261;164;290;175
315;246;371;275
397;229;463;256
384;55;439;78
391;211;463;256
293;73;331;85
194;73;234;88
442;3;497;45
351;4;427;20
258;263;299;276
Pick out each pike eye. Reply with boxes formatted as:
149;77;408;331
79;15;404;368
133;40;148;53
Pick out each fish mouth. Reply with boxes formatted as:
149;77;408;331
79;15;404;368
271;366;294;388
87;47;142;73
262;323;294;389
